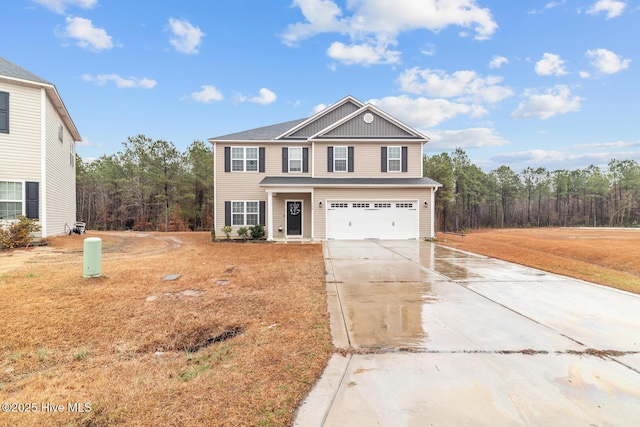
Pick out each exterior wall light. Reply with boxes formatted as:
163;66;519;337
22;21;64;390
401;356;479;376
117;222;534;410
319;201;323;208
424;201;428;207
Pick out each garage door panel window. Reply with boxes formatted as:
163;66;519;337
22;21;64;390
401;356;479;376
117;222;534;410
0;181;22;220
232;201;259;226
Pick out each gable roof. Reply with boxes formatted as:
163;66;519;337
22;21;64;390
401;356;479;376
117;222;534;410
0;56;81;142
207;95;428;144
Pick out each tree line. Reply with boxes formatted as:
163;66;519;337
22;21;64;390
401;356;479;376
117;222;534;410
76;135;214;232
75;137;639;232
424;148;640;231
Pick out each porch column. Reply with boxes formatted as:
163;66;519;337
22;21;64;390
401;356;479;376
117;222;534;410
267;190;274;241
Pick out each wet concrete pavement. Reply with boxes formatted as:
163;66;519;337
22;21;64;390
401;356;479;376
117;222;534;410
295;240;640;426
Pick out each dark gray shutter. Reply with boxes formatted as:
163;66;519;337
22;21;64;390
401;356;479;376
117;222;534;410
282;147;288;173
327;146;334;172
259;147;265;173
402;146;408;172
224;201;231;226
0;92;8;133
302;148;309;173
259;201;266;226
348;147;354;173
224;147;231;172
381;146;387;172
25;181;39;219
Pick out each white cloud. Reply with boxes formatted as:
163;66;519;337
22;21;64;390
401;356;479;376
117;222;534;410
511;85;584;120
168;18;205;54
312;103;328;114
579;70;591;78
489;55;509;69
189;85;223;103
398;68;513;104
424;127;510;151
489;149;640;170
242;88;277;105
368;95;488;128
82;73;156;89
587;0;627;19
421;43;436;56
59;16;113;51
572;140;640;149
586;48;631;74
327;41;401;65
282;0;498;58
32;0;96;14
75;137;103;147
535;53;569;76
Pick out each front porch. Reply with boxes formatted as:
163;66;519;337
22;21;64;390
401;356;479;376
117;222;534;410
264;188;314;241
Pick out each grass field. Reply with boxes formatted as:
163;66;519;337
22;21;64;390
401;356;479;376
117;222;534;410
437;228;640;295
0;232;332;426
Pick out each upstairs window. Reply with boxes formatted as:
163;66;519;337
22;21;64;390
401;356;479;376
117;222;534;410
0;181;22;220
231;147;258;172
387;146;401;172
58;123;63;143
289;147;302;172
0;92;8;134
334;146;348;172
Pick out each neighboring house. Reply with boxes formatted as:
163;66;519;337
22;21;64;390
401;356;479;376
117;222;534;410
209;96;441;240
0;57;81;237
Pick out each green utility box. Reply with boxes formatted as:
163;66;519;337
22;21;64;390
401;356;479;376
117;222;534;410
83;237;102;278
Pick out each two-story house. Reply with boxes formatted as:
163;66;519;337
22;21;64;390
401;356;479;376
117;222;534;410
208;96;441;240
0;56;81;237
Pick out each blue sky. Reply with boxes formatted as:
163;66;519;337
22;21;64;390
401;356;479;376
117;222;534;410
2;0;638;172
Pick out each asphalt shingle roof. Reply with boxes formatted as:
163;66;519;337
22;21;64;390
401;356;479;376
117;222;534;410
0;57;50;85
259;176;441;187
209;118;308;141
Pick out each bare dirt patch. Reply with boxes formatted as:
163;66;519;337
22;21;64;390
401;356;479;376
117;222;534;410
437;228;640;294
0;231;331;426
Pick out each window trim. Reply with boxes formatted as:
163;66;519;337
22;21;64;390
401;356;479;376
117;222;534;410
231;147;259;172
288;147;303;173
387;146;402;173
0;180;24;221
333;146;348;173
231;200;260;226
58;123;63;143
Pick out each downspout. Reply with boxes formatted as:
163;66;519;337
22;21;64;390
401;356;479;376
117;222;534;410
40;89;47;237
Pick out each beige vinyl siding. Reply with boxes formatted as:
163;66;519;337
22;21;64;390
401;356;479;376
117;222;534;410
44;95;76;236
313;142;423;178
0;82;41;182
313;187;433;239
272;193;312;238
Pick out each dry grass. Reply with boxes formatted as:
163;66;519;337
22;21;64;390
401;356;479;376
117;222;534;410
0;232;332;426
438;228;640;294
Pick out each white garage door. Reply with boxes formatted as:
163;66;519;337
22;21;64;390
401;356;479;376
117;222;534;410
326;201;418;240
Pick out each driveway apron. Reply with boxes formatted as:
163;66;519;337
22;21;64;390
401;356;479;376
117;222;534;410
295;240;640;426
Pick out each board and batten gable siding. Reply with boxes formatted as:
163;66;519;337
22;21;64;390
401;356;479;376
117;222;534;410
0;81;41;182
313;187;434;240
288;101;360;138
322;111;415;138
312;141;423;178
44;94;76;236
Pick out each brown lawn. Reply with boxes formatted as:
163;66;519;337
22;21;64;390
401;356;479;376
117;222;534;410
438;228;640;295
0;232;332;427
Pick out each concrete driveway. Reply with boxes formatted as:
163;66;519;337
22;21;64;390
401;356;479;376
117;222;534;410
295;240;640;426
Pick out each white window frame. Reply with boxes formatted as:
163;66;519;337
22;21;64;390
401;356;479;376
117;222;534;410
387;146;401;172
289;147;302;172
58;123;63;143
231;201;259;226
0;180;24;221
231;147;259;172
334;146;348;172
70;140;74;167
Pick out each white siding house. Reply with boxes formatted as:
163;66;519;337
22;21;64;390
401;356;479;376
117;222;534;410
0;57;81;237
